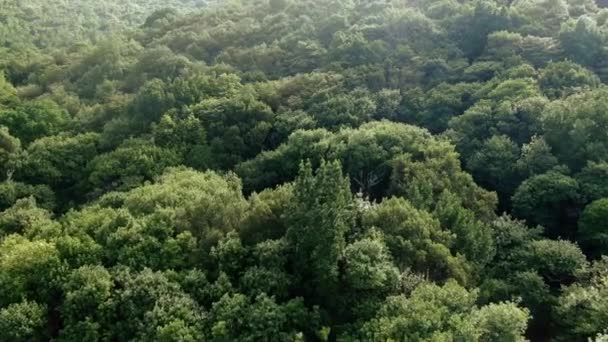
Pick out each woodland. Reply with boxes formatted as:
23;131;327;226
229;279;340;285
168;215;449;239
1;0;608;340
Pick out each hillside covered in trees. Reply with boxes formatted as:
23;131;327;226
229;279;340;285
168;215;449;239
1;0;608;340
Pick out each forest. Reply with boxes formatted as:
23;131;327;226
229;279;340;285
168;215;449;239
0;0;608;340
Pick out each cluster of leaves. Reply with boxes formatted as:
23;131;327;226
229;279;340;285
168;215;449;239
1;0;608;340
0;162;531;341
0;0;205;83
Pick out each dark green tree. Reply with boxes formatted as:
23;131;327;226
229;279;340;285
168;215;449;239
0;100;70;144
578;198;608;258
286;160;352;307
0;301;47;342
512;171;583;239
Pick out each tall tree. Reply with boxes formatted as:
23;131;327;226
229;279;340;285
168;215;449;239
286;160;353;307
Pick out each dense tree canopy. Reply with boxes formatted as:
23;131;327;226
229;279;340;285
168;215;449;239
0;0;607;340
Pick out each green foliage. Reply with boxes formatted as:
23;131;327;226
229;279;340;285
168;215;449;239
578;198;608;258
343;233;400;291
483;31;560;68
479;215;588;339
0;72;18;106
542;88;608;170
152;113;210;168
576;161;608;202
100;167;248;251
0;181;54;211
447;96;547;160
467;135;520;205
60;265;113;337
0;197;59;238
130;78;176;125
0;235;63;306
516;136;559;177
487;78;540;102
522;239;588;286
539;61;600;99
0;125;22;180
104;268;205;341
239;121;497;219
559;16;606;70
0;99;70;144
240;184;293;245
17;133;99;207
286;160;352;303
1;0;608;339
512;171;582;239
409;82;481;133
363;197;468;284
456;1;513;60
514;0;570;36
433;191;495;272
556;258;608;340
358;281;529;341
473;302;530;342
191;91;275;169
208;293;315;341
87;138;182;194
0;301;47;342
